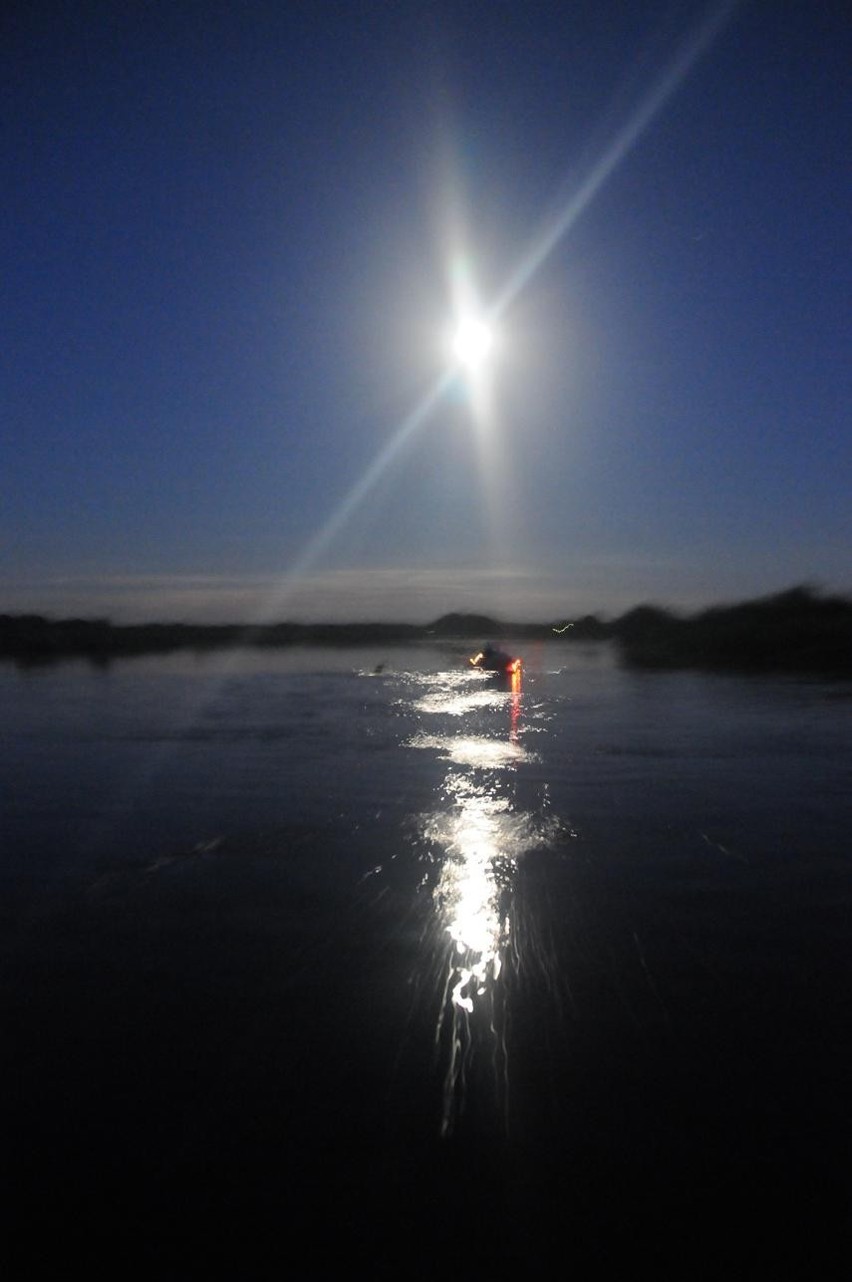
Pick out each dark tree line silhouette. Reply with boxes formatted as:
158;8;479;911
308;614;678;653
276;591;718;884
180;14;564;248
1;586;849;676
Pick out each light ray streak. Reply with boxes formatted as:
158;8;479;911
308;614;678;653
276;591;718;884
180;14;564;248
260;369;454;616
492;0;740;318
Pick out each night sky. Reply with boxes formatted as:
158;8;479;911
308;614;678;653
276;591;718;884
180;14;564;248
3;1;850;623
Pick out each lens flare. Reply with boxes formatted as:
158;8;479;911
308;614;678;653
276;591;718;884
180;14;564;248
249;0;738;626
451;315;494;371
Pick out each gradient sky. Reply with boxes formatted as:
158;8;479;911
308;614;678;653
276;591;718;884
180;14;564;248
3;0;849;623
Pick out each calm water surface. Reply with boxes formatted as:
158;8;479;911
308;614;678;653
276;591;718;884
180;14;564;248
2;642;851;1272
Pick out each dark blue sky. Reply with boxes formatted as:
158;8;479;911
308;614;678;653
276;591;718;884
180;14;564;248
3;0;849;621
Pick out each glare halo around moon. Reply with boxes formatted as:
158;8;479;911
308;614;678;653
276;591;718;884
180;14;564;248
451;315;494;371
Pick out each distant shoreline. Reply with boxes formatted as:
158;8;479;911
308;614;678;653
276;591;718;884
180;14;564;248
1;586;850;677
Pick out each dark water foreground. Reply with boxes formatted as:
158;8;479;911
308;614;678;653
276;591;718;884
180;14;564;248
2;646;850;1275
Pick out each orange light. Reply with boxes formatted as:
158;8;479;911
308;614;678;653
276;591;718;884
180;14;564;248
510;667;522;727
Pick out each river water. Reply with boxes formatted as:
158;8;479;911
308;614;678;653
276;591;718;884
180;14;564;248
2;642;851;1272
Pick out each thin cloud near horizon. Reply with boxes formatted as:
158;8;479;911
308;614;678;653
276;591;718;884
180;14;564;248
2;563;847;627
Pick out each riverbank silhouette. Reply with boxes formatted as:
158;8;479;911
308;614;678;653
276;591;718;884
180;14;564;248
1;586;849;677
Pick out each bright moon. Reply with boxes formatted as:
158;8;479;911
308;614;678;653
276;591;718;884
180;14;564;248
451;316;494;371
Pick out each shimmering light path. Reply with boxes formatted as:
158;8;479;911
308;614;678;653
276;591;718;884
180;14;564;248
407;665;560;1136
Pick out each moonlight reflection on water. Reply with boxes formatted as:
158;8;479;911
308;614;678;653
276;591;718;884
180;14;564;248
406;667;563;1134
3;646;851;1273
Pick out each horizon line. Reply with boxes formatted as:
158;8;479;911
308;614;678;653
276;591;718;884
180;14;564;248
2;583;846;632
